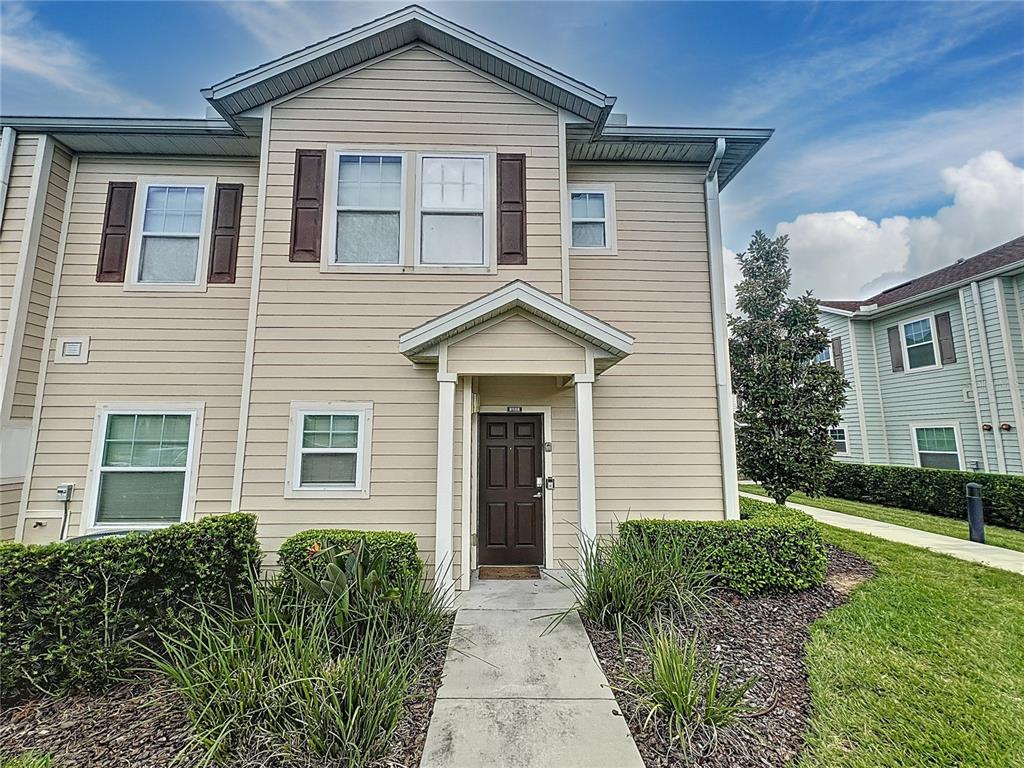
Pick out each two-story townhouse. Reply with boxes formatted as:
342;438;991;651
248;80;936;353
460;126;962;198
818;235;1024;475
0;6;771;587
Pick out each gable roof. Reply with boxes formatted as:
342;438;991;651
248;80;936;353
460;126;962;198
820;235;1024;316
398;280;634;368
202;5;614;126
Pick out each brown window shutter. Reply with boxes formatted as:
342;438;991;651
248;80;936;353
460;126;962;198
887;326;904;372
497;153;527;265
96;181;136;282
831;337;845;377
935;312;957;364
289;149;326;263
208;183;243;284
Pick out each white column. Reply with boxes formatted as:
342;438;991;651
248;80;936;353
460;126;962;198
575;373;597;542
434;372;457;585
704;170;741;520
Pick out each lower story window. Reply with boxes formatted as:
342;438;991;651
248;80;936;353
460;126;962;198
94;411;197;526
914;425;961;470
829;427;848;454
288;402;373;497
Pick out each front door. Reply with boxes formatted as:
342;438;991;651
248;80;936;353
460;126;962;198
478;413;544;565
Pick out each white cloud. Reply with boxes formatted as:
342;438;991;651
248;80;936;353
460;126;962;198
768;151;1024;301
0;2;157;115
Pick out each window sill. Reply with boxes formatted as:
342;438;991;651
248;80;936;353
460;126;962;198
903;363;942;374
122;282;209;293
284;486;371;500
569;247;618;257
317;262;496;276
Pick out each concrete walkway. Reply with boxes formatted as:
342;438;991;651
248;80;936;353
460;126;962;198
420;572;644;768
741;491;1024;576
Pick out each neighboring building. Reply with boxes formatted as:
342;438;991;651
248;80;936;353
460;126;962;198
0;7;771;584
818;236;1024;475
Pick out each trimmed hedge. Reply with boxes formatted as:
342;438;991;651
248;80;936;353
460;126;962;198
277;529;422;585
0;513;260;704
619;497;827;595
824;462;1024;532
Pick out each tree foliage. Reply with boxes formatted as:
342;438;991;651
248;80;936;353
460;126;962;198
729;231;847;503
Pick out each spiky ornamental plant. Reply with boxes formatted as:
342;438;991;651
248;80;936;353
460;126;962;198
729;231;847;503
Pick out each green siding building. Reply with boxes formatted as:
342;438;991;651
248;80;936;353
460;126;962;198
817;236;1024;475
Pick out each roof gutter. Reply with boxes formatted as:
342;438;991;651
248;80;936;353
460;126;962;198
0;126;15;228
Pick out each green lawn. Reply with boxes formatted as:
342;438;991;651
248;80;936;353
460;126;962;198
739;483;1024;554
802;525;1024;768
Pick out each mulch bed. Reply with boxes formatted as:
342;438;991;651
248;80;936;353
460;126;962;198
0;677;198;768
0;616;455;768
586;545;876;768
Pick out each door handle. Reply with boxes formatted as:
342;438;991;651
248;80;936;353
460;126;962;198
532;491;543;498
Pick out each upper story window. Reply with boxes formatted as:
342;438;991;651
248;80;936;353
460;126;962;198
126;178;215;290
568;183;617;254
913;425;961;470
815;346;833;366
902;317;938;370
334;154;403;265
418;155;486;266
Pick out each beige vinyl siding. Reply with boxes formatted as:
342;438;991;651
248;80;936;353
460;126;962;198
242;45;564;563
569;163;724;527
22;156;258;539
0;136;39;362
11;144;72;420
447;313;587;375
1;481;21;540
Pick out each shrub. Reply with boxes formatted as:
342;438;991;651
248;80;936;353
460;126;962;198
824;462;1024;532
620;497;827;596
550;531;716;632
153;544;451;767
0;513;260;704
616;622;755;753
277;529;421;585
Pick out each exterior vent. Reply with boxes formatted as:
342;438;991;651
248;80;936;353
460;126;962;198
55;336;90;364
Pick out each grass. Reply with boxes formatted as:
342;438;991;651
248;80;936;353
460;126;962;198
738;483;1024;553
0;755;54;768
801;524;1024;768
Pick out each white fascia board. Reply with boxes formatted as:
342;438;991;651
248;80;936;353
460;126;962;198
818;305;855;317
203;7;607;111
398;281;634;357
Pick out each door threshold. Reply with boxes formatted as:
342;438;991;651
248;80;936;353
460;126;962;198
478;565;542;580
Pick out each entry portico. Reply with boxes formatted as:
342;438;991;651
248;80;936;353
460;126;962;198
399;281;635;588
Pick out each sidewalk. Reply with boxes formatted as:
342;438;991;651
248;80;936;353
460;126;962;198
740;491;1024;576
420;572;644;768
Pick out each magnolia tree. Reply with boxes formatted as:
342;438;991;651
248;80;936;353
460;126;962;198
729;231;847;503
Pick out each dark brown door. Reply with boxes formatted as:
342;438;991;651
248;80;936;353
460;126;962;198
478;413;544;566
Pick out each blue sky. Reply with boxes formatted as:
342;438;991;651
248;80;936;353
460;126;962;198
2;1;1022;301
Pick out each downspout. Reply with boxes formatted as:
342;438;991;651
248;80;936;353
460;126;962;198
0;127;16;225
704;138;740;519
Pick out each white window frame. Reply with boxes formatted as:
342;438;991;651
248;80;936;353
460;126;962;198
900;314;941;372
815;345;834;367
125;177;217;292
910;421;964;470
83;402;205;534
829;426;849;456
414;152;494;271
322;149;407;273
286;401;373;499
568;183;617;255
